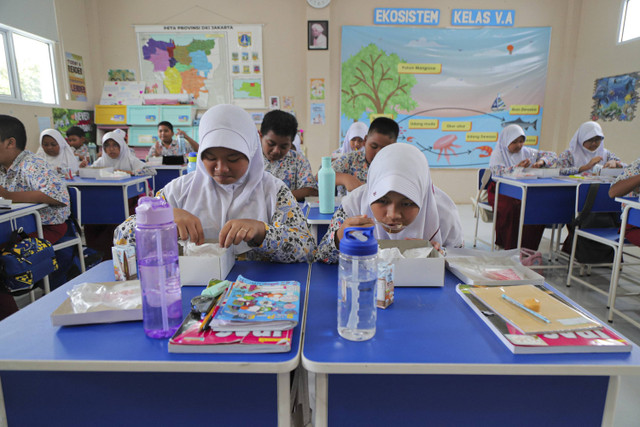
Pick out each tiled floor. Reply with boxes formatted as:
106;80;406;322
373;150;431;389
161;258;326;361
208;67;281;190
461;203;640;427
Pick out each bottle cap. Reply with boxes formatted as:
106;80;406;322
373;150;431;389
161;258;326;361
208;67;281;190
340;226;377;256
188;152;197;162
136;197;174;225
322;156;332;167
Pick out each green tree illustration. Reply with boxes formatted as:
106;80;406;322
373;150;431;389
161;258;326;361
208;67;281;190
341;44;418;120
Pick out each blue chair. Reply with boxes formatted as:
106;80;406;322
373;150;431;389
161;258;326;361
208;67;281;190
53;186;86;274
566;183;639;324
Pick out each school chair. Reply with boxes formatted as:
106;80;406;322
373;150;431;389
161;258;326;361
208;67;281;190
566;183;640;325
52;186;86;274
472;168;494;248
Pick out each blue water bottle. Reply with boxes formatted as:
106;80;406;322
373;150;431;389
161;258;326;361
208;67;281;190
187;152;197;173
318;156;336;214
135;197;183;339
338;226;378;341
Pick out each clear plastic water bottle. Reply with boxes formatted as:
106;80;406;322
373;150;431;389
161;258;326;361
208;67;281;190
338;226;378;341
187;152;197;173
318;156;336;214
135;197;183;339
177;134;187;156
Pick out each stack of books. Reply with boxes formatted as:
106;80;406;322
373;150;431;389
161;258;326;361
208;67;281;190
169;275;300;353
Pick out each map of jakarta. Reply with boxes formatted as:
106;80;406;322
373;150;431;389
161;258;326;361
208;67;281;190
136;25;265;108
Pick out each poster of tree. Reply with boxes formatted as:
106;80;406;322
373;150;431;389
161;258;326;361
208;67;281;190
340;26;551;168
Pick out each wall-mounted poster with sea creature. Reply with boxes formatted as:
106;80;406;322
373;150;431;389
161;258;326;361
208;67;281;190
591;72;639;122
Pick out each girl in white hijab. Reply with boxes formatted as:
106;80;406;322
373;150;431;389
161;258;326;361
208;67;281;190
113;104;315;263
93;131;155;176
316;143;444;263
486;125;557;250
558;121;623;175
37;129;81;176
332;122;368;158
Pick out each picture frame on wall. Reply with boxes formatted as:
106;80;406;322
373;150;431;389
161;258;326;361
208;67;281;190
308;21;328;50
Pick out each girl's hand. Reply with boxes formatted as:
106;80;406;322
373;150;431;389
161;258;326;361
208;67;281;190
517;159;531;168
335;215;375;244
174;208;204;245
219;219;267;248
603;159;621;168
530;159;545;169
430;240;446;256
79;159;89;168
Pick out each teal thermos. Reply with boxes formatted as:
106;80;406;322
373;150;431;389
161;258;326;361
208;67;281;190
318;156;336;214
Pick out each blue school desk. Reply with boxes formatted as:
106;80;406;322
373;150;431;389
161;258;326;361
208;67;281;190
305;206;334;242
67;176;150;224
149;164;187;193
0;203;47;242
0;260;309;427
302;263;640;427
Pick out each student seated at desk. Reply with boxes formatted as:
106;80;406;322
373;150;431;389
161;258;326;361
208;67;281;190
331;121;368;160
37;129;83;177
488;124;558;250
609;158;640;246
331;117;398;197
315;144;445;263
92;131;156;177
261;110;317;202
66;126;91;163
114;104;315;263
558;121;624;175
145;121;198;161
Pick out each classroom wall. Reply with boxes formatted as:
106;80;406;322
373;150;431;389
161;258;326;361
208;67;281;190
568;0;640;163
2;0;639;203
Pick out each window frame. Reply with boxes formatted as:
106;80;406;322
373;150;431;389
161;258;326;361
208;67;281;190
618;0;640;44
0;23;59;106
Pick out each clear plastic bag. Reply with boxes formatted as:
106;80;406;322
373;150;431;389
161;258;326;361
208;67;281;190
68;281;142;313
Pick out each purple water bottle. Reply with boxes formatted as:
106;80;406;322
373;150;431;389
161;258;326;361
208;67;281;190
135;197;183;338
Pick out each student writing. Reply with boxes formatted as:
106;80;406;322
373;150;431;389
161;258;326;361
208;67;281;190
260;110;317;201
114;104;315;263
37;129;82;177
487;124;558;250
315;143;443;263
558;121;623;175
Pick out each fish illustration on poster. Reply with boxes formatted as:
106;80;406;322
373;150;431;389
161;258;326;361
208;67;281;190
340;27;551;168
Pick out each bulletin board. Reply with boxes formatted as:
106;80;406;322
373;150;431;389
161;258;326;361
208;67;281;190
340;26;551;168
135;24;265;109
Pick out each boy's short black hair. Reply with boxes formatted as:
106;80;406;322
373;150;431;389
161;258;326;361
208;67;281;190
0;115;27;151
158;121;174;132
66;126;85;138
368;117;399;141
260;110;298;141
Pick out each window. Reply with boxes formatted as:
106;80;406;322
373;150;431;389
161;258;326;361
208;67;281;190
619;0;640;43
0;24;58;105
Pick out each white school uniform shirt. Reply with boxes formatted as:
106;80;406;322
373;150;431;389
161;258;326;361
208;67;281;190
37;129;79;174
567;121;606;167
93;131;145;172
489;124;536;168
341;143;442;243
162;104;283;255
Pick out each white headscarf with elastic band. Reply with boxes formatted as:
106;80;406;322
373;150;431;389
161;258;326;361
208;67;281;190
489;124;536;168
37;129;79;173
95;131;145;172
568;121;606;168
339;122;368;155
162;104;283;254
341;143;442;243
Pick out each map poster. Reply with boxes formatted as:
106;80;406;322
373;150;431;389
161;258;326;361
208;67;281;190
66;52;87;102
135;24;265;109
341;26;551;168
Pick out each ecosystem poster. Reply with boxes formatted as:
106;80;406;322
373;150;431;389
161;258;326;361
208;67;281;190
340;26;551;168
591;72;638;122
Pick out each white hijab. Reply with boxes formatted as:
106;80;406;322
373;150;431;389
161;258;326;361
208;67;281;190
339;122;368;154
341;143;442;243
37;129;79;173
292;134;302;152
489;125;537;168
568;121;606;167
95;131;145;172
433;186;464;248
162;104;282;254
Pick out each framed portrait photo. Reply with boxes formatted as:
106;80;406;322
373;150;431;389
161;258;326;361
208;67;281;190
308;21;328;50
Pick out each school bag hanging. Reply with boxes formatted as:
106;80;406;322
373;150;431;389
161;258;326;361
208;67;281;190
0;228;58;294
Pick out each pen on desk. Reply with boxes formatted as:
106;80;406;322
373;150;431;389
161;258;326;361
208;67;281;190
198;296;219;333
501;293;551;323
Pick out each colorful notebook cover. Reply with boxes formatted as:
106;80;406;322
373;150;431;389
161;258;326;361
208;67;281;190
209;275;300;331
457;284;631;354
168;312;292;353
